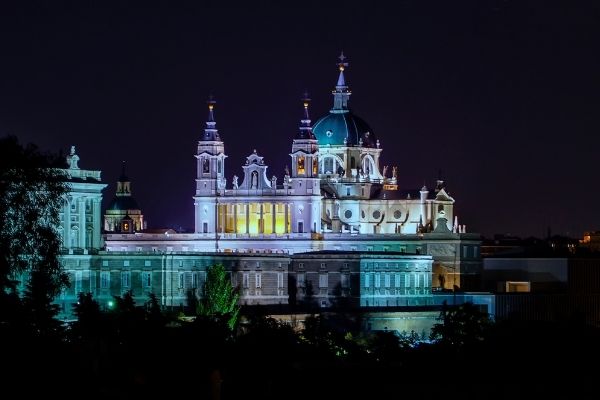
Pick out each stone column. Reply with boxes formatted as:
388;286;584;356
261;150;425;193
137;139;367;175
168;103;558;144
245;203;249;234
93;197;101;248
259;203;264;233
285;203;289;234
233;203;238;234
64;196;71;249
272;203;276;234
78;196;86;248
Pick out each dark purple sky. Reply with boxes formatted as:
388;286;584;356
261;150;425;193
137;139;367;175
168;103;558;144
1;0;598;238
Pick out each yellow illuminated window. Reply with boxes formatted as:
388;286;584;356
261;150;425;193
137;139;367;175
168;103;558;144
298;156;305;174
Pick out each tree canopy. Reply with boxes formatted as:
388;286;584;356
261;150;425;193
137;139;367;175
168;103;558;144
0;135;68;328
197;263;240;329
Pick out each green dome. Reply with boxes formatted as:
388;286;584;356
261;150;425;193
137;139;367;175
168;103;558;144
312;110;377;147
107;196;140;211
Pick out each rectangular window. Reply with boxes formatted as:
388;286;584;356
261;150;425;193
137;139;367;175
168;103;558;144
136;247;142;252
124;260;130;267
179;273;184;289
203;222;208;233
243;273;249;288
74;271;82;294
101;272;110;289
297;273;305;288
346;187;351;196
415;274;420;288
365;273;370;288
102;260;108;267
341;273;349;289
142;272;151;289
89;271;96;292
298;221;304;233
277;272;284;288
255;273;262;288
121;272;130;288
144;260;151;267
298;262;304;269
463;245;468;258
367;246;373;252
394;274;400;287
404;273;410;288
320;262;326;269
384;274;391;288
423;273;429;288
319;273;328;288
192;273;198;289
374;273;381;288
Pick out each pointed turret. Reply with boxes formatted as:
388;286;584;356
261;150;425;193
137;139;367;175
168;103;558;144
291;93;319;180
296;92;316;140
194;96;228;233
105;161;145;233
332;51;351;110
201;96;221;142
116;161;131;196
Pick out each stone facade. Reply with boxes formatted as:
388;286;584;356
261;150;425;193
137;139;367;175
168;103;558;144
55;55;486;318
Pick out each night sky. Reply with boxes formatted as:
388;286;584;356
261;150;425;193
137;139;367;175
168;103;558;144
1;0;598;238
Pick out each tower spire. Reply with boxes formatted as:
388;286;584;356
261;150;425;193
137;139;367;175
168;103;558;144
202;95;221;141
332;51;351;111
297;91;316;140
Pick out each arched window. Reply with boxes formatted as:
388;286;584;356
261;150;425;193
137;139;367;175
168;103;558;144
324;158;334;174
297;156;305;174
203;158;210;173
312;158;318;175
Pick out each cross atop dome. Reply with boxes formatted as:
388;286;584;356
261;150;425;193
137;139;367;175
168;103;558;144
336;51;349;89
331;51;351;110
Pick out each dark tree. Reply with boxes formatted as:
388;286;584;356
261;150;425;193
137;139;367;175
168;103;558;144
71;292;102;337
0;136;68;333
430;301;492;348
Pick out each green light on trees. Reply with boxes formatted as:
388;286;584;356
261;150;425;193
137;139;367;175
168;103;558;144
197;263;240;330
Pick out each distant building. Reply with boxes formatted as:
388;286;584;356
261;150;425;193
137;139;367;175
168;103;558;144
483;247;600;326
580;231;600;253
103;162;145;233
55;55;490;331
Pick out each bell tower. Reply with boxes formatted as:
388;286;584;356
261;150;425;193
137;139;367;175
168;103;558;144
289;94;322;234
194;97;227;233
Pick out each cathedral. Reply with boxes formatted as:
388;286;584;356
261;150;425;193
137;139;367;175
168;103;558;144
55;55;487;326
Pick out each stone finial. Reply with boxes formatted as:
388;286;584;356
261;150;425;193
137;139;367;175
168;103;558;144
66;145;80;169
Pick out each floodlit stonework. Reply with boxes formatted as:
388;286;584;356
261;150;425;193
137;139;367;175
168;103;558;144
57;55;486;321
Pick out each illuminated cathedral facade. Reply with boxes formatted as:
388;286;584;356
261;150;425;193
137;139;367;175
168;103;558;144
55;55;487;322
